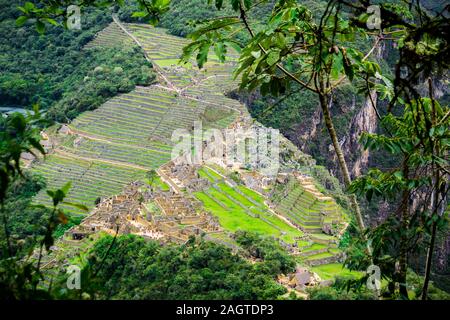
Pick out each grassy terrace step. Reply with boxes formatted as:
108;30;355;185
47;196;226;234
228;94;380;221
212;184;296;236
199;167;223;182
72;105;165;126
216;183;260;208
84;22;134;49
301;243;328;253
92;104;167;120
74;117;161;135
274;205;322;231
311;263;363;281
76;103;166;119
61;137;171;158
310;233;337;245
129;96;177;107
195;183;303;244
59;146;169;169
305;251;336;261
31;155;146;215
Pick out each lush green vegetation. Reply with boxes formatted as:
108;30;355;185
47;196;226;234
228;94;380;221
1;0;448;301
74;234;290;299
234;231;296;275
0;172;49;251
0;0;155;121
194;171;304;244
46;46;155;122
0;111;86;299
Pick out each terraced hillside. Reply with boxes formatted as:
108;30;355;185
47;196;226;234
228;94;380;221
270;175;347;266
194;166;305;245
30;20;244;214
84;22;134;49
124;22;241;96
30;18;348;271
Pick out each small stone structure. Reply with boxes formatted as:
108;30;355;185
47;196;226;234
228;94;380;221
278;266;321;292
159;161;210;192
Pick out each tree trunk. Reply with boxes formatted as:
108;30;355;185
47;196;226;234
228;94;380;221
319;94;366;232
422;220;437;300
398;160;410;299
422;77;441;300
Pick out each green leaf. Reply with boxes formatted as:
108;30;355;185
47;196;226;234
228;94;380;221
46;190;55;198
16;16;28;27
196;41;211;68
132;11;148;18
61;182;72;196
214;42;226;62
28;137;45;156
266;50;280;66
36;20;45;34
62;202;89;212
24;2;35;12
44;18;59;26
393;171;403;180
331;52;344;80
224;40;241;53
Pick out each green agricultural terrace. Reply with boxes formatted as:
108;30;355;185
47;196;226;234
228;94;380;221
30;19;245;215
194;166;304;244
270;175;348;265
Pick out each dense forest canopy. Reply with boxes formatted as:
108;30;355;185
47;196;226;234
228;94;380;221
0;0;155;121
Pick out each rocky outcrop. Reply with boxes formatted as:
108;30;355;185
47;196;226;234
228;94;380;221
340;89;378;178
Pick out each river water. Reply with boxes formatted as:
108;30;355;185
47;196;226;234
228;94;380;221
0;106;28;116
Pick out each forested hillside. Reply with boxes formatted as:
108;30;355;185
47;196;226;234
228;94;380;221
0;0;155;120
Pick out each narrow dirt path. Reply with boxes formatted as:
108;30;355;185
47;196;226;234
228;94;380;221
112;14;180;93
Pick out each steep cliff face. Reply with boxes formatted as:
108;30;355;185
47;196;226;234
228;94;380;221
285;105;322;151
340;90;378;178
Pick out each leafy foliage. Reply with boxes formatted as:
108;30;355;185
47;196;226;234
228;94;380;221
234;231;296;275
0;110;87;299
76;234;288;299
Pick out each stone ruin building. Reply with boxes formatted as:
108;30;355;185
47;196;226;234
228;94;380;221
277;266;324;292
67;176;222;244
160;161;210;193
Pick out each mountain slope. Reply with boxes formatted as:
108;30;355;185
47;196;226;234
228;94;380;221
29;18;348;275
